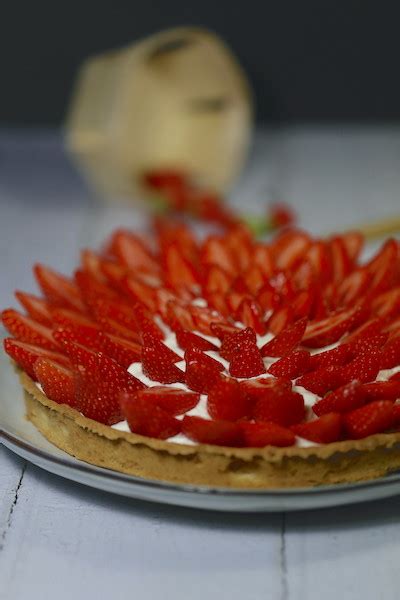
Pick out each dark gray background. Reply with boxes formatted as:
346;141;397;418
2;1;400;125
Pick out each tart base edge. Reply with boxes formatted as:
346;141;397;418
17;368;400;489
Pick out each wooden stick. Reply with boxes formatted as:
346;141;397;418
353;216;400;241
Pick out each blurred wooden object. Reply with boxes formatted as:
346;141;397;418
65;27;253;201
357;216;400;241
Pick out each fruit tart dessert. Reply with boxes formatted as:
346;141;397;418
2;220;400;489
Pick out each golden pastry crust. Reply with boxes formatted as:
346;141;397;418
16;368;400;489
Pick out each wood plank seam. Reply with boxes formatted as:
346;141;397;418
0;461;27;552
280;512;289;600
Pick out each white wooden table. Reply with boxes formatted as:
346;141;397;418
1;127;400;600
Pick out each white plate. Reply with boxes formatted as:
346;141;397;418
2;339;400;512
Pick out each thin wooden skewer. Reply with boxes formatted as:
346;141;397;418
352;216;400;241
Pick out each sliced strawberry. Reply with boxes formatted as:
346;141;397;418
362;381;400;401
267;306;294;336
184;346;224;372
219;327;255;361
52;308;100;335
224;225;253;272
108;229;159;273
142;341;184;384
129;387;199;416
371;287;400;319
182;415;243;447
302;307;360;348
236;298;266;335
308;344;353;371
240;377;292;401
380;338;400;370
99;259;128;292
340;349;382;384
341;231;364;263
144;169;186;191
292;413;343;444
124;275;157;312
207;378;251;421
185;361;223;394
15;291;53;326
72;350;144;424
4;338;70;380
175;329;218;352
164;244;200;293
390;372;400;382
132;303;164;340
120;392;181;439
75;269;118;306
90;296;139;330
343;317;384;344
229;338;265;378
226;290;251;313
366;239;398;293
205;291;230;317
2;309;60;351
165;301;194;332
304;241;332;283
344;400;395;439
329;236;352;284
209;321;240;341
268;350;310;379
313;381;367;416
201;237;235;273
253;244;274;278
34;358;75;406
261;317;307;358
34;264;85;312
242;265;266;296
296;366;345;396
349;333;388;356
240;421;295;447
257;282;281;313
189;305;224;336
203;265;232;295
253;385;305;426
335;269;370;307
80;249;107;284
96;315;141;343
272;230;311;271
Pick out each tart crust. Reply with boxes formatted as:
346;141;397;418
18;368;400;489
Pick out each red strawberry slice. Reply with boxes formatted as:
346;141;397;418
52;308;100;339
207;378;252;421
203;265;232;295
272;230;311;271
240;377;292;400
313;381;367;416
120;392;181;439
267;306;294;336
75;269;118;307
108;229;159;273
142;342;184;384
132;303;164;340
34;264;85;312
390;372;400;382
224;225;253;271
15;291;53;326
185;361;223;394
308;344;353;371
165;301;194;332
380;338;400;369
142;332;182;363
366;239;398;294
220;327;256;361
253;389;305;426
268;350;310;379
292;413;343;444
253;244;274;278
329;236;352;283
304;241;332;283
257;282;281;313
205;291;230;317
189;305;222;336
129;387;199;416
343;317;384;344
184;346;224;371
371;287;400;319
241;421;295;447
164;244;200;292
261;317;307;358
34;358;75;406
341;231;364;263
296;366;345;396
90;297;139;331
209;321;240;341
335;269;370;307
144;169;186;190
242;265;266;296
182;415;243;447
175;329;218;352
99;259;127;292
201;237;235;273
96;315;141;343
362;381;400;401
80;249;107;284
229;338;265;378
344;400;395;439
124;275;157;312
302;307;360;348
2;309;60;351
236;298;266;335
4;338;70;380
340;349;382;384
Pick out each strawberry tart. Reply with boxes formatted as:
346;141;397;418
2;221;400;488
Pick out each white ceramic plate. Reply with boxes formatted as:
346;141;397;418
2;338;400;512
